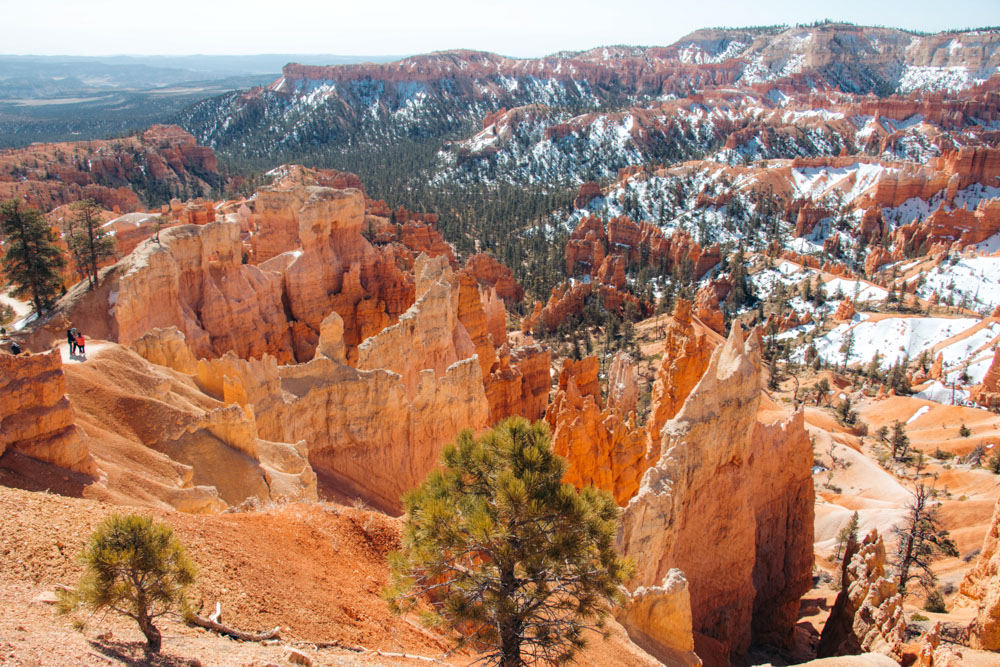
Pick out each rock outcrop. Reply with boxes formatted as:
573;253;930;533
833;299;856;323
970;346;1000;409
483;343;551;425
65;342;315;512
961;494;1000;650
0;124;218;213
545;353;646;505
113;222;296;363
189;267;492;512
130;326;198;374
258;186;415;362
645;300;715;461
465;253;524;303
356;255;476;397
693;285;725;334
0;350;94;475
618;326;814;659
817;530;906;661
616;569;702;667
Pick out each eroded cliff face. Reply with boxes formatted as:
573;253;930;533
545;352;646;505
961;494;1000;650
113;222;296;363
0;350;94;475
185;262;492;513
617;325;814;659
645;299;716;464
817;530;906;661
257;186;415;362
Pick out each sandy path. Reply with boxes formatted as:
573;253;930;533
55;340;114;364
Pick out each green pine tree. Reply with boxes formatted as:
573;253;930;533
1;199;65;314
65;199;116;288
386;417;633;666
57;514;196;653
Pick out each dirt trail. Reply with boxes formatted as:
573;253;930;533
0;485;657;666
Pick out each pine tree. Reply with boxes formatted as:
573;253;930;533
890;420;910;461
893;480;958;597
0;199;65;314
835;511;860;562
386;417;633;666
65;199;116;288
57;514;196;653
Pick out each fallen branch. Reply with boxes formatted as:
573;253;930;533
186;613;280;642
289;640;442;662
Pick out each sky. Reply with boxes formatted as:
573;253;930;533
4;0;1000;58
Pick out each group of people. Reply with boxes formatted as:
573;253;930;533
67;327;86;357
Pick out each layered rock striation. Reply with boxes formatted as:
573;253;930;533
0;350;94;475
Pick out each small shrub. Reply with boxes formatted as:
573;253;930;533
924;590;946;613
57;514;196;653
959;424;972;438
932;448;954;460
910;612;929;622
990;453;1000;475
963;548;982;563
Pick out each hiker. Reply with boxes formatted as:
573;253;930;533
10;340;21;355
67;327;77;355
76;331;86;357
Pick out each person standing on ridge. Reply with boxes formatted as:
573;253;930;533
76;331;85;358
67;327;77;355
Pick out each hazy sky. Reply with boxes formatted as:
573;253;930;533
5;0;1000;58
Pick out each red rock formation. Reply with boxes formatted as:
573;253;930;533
574;181;603;208
0;124;217;212
510;344;551;422
646;299;715;460
192;295;491;513
465;253;524;302
865;246;894;275
961;494;1000;650
557;356;601;403
793;199;831;237
481;286;507;344
693;284;725;334
397;221;456;266
113;222;296;363
546;353;646;506
833;299;856;322
817;530;906;661
256;186;416;361
356;255;474;398
970;346;1000;409
929;353;944;381
596;254;627;290
521;300;543;334
619;326;814;659
0;349;94;475
565;216;607;275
